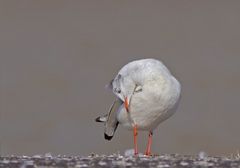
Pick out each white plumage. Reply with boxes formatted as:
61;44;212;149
96;58;181;155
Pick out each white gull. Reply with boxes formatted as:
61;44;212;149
96;58;181;155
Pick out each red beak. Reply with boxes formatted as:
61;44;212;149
124;97;129;112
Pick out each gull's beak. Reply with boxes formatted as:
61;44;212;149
124;97;129;112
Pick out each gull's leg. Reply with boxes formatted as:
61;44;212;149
145;131;153;156
133;125;138;155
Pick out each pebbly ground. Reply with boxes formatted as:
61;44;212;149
1;153;240;168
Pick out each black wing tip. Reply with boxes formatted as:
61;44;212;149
104;133;113;141
104;122;119;141
95;117;102;122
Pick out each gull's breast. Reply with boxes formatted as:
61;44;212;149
117;75;180;131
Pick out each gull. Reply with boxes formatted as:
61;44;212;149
96;58;181;156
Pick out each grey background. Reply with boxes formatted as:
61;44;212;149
1;1;240;156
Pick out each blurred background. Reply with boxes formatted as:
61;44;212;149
1;1;240;156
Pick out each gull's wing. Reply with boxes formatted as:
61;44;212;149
104;98;122;140
95;98;123;140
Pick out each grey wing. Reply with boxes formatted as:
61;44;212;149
95;98;122;140
104;98;122;140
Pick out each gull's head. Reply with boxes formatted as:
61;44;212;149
108;74;135;112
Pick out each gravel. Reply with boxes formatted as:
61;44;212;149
1;153;240;168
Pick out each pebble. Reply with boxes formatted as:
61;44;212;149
180;161;189;166
98;161;107;166
198;151;208;160
124;149;135;157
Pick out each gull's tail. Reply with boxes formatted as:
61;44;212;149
95;99;122;140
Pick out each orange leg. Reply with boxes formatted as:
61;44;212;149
133;125;138;155
145;131;153;156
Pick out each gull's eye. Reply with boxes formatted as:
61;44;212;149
114;88;121;94
116;89;121;93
